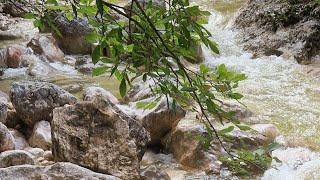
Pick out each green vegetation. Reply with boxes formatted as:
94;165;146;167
14;0;280;176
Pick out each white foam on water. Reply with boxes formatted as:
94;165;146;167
204;9;320;179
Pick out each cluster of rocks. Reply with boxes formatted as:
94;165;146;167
234;0;320;64
0;79;281;179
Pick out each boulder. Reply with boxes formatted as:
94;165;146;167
28;121;52;150
0;150;35;168
161;113;221;173
0;122;15;152
75;55;94;73
27;35;64;62
2;1;34;17
131;96;186;145
0;92;9;123
46;12;92;54
9;129;29;150
51;97;147;179
0;162;119;180
140;165;170;180
125;79;155;102
84;86;119;104
24;147;45;160
10;81;77;126
5;45;26;68
234;0;320;64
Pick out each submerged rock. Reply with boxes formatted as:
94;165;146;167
0;122;15;152
0;162;119;180
51;97;145;179
234;0;320;64
28;120;52;150
10;81;77;126
0;150;35;168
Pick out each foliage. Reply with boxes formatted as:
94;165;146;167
11;0;279;175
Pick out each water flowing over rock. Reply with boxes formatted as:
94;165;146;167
27;35;64;62
9;129;29;150
84;86;119;104
45;11;92;54
0;162;119;180
10;81;77;126
51;97;145;179
0;150;35;168
28;120;52;150
0;122;15;152
75;55;94;73
234;0;320;64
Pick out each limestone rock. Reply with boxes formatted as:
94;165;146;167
10;81;77;126
0;122;15;152
0;150;35;168
51;97;144;179
46;12;92;54
0;162;119;180
27;35;64;62
140;165;170;180
24;147;45;160
234;0;320;64
0;92;9;123
132;96;186;145
84;86;119;104
9;129;29;150
29;121;52;150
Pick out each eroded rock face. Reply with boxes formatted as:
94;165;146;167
0;162;119;180
10;81;77;126
27;35;64;62
29;120;52;150
0;122;15;152
51;97;144;179
131;97;186;145
0;150;35;168
84;86;119;104
234;0;320;64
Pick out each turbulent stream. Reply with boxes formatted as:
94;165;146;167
1;0;320;179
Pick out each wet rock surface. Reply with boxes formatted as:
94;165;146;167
10;81;77;126
234;0;320;64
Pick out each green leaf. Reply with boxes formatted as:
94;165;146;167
46;0;58;5
267;142;281;152
24;13;36;19
92;45;101;64
136;101;157;110
85;32;100;43
237;125;251;131
229;93;243;100
92;67;107;76
119;78;127;97
181;87;197;92
208;40;219;54
219;126;234;134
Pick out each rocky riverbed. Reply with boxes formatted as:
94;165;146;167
1;0;320;179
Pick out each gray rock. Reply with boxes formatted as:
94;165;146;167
0;122;15;152
9;129;29;150
75;55;94;73
46;11;92;54
0;162;119;180
2;1;34;17
0;150;35;168
84;86;119;104
27;35;64;62
51;97;146;179
234;0;320;64
124;79;155;102
10;81;77;126
0;93;9;123
140;165;170;180
28;121;52;150
131;96;186;145
24;147;45;160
